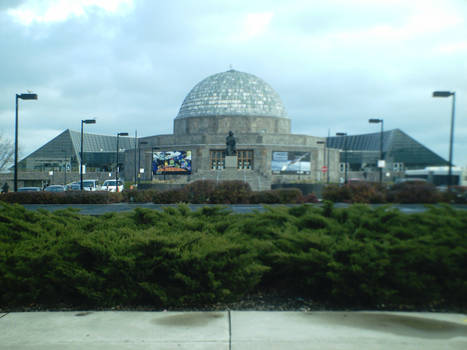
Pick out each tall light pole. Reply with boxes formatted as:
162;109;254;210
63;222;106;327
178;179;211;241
133;130;137;186
116;132;129;192
433;91;456;189
336;132;348;184
369;118;384;184
138;141;148;186
14;93;38;192
80;119;96;191
62;149;67;186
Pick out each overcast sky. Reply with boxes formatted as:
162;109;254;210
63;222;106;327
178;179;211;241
1;0;466;166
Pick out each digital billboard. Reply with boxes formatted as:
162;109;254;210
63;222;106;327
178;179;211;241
152;151;192;175
271;151;311;174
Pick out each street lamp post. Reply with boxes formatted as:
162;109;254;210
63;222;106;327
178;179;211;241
80;119;96;191
116;132;129;192
14;93;38;192
62;150;67;186
133;131;137;186
138;141;148;186
433;91;456;189
336;133;348;184
369;118;384;184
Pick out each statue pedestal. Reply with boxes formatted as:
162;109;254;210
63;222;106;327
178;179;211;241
225;156;238;169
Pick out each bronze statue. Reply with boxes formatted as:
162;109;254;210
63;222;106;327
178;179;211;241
226;131;236;156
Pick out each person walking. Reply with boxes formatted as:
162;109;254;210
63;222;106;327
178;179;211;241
1;182;9;194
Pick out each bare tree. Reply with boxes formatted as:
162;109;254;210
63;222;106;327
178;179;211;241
0;134;14;171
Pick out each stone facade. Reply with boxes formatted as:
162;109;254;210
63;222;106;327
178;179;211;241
121;69;341;190
122;132;340;191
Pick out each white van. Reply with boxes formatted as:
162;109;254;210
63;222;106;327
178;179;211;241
81;179;99;191
102;180;124;192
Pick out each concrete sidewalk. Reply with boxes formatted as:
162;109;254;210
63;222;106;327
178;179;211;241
0;311;466;349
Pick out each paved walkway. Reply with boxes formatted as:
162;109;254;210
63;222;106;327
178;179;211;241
1;311;466;349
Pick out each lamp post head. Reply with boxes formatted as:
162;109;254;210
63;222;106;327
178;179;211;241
18;93;38;100
139;141;148;145
317;141;325;145
118;132;129;137
82;119;96;124
336;132;347;136
369;118;383;124
433;91;454;97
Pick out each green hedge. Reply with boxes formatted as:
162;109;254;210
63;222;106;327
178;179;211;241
2;191;123;204
1;201;465;310
1;181;318;205
323;181;467;204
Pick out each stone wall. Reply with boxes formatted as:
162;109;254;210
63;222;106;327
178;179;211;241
173;115;291;135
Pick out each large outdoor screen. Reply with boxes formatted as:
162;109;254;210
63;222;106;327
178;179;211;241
271;151;311;174
152;151;192;175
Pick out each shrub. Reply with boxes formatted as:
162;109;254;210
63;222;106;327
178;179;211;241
123;189;159;203
210;181;252;204
298;192;319;203
388;181;440;203
249;190;281;204
439;186;467;204
152;189;188;204
0;202;466;310
184;180;217;203
2;191;122;204
322;182;386;203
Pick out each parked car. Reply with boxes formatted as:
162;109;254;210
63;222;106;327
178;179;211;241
67;180;99;191
17;187;41;192
102;180;124;192
67;182;81;191
44;185;66;192
82;179;99;191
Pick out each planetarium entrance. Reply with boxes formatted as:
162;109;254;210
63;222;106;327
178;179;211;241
210;150;253;170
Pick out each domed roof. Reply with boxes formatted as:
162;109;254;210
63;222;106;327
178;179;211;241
176;69;288;119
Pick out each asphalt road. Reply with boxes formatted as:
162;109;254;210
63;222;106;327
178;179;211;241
20;202;467;215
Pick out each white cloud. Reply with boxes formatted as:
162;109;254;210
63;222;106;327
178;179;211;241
436;41;467;54
238;12;274;40
1;0;466;166
7;0;133;25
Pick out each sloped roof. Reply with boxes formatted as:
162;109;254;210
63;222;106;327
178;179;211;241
20;129;136;163
326;129;448;167
68;130;135;155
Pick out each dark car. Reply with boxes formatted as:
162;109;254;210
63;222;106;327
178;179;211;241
17;187;41;192
44;185;66;192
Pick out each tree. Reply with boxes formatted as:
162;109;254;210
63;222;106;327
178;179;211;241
0;134;14;171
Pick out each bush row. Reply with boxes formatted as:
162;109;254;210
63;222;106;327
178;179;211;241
2;181;318;204
2;180;466;205
323;181;467;204
1;191;123;204
1;201;465;310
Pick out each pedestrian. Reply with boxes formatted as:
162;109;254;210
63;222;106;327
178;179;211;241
1;182;9;194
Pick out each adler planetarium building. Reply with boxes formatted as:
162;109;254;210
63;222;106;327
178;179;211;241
125;69;337;190
14;69;448;190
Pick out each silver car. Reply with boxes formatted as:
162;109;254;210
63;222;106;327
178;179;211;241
17;187;41;192
44;185;66;192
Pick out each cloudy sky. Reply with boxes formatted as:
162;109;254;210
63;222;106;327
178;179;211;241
1;0;466;166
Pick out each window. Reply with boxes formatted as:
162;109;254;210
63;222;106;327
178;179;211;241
210;150;254;170
393;162;404;172
237;150;253;169
210;150;225;170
